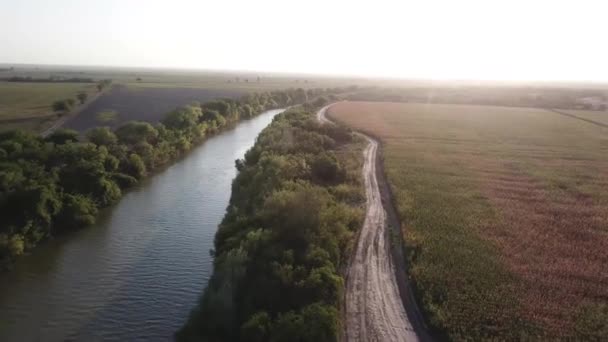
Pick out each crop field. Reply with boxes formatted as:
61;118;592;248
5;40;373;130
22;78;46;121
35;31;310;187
62;85;243;132
0;82;96;119
558;109;608;127
328;102;608;339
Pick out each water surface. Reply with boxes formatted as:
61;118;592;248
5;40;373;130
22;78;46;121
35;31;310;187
0;109;283;341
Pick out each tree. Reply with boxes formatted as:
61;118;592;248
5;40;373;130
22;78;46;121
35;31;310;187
86;127;118;146
95;177;121;206
96;79;112;92
124;153;146;179
54;194;98;233
46;128;79;145
311;152;344;184
115;121;158;145
201;100;231;116
52;99;74;112
7;235;25;257
163;106;202;130
241;312;271;342
77;92;88;104
240;104;254;118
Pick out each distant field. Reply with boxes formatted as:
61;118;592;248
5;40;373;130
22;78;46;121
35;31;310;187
0;65;370;91
125;79;331;91
329;102;608;339
0;82;96;119
0;66;367;133
63;85;243;132
559;109;608;126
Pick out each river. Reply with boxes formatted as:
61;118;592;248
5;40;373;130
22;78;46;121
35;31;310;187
0;109;283;341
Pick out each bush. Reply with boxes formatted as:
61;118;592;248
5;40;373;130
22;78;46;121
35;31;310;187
87;127;118;146
77;92;88;104
52;99;76;112
311;152;345;184
8;234;25;257
54;194;98;232
46;128;79;145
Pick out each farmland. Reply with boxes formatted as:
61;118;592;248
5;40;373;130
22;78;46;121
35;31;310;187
328;102;608;340
0;65;367;133
63;85;243;132
4;64;608;134
558;109;608;127
0;82;96;120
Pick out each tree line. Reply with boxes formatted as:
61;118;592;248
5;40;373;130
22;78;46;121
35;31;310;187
0;87;341;270
176;101;365;342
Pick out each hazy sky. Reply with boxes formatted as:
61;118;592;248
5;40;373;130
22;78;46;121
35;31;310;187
1;0;607;81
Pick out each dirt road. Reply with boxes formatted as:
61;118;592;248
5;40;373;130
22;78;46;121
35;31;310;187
317;105;419;342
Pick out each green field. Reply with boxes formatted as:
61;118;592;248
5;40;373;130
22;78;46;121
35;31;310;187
329;102;608;340
0;82;96;119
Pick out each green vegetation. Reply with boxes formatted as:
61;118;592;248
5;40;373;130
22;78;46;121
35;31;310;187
52;98;76;112
77;92;88;104
0;88;337;270
96;79;112;92
0;82;96;119
176;104;366;342
329;101;608;340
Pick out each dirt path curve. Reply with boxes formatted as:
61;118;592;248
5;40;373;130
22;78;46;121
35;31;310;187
317;105;419;342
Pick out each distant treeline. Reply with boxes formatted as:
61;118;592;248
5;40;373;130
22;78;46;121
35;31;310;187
177;103;365;342
3;76;95;83
0;87;343;270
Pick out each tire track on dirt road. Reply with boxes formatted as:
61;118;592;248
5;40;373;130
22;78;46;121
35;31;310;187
317;105;424;342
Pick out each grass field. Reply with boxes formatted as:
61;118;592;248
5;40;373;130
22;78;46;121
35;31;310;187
0;82;96;119
328;102;608;339
560;109;608;127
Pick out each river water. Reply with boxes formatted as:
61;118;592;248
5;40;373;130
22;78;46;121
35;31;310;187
0;109;283;341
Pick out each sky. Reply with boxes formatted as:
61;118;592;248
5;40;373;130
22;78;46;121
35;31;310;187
1;0;607;81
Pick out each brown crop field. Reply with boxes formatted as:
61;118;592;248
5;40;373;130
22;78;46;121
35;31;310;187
328;102;608;340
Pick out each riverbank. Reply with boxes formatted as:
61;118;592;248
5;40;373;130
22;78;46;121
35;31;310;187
0;108;286;341
0;88;337;270
177;104;367;341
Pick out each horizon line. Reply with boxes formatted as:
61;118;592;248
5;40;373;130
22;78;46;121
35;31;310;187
1;61;608;86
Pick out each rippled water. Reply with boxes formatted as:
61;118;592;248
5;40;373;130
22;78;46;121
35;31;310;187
0;109;283;341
